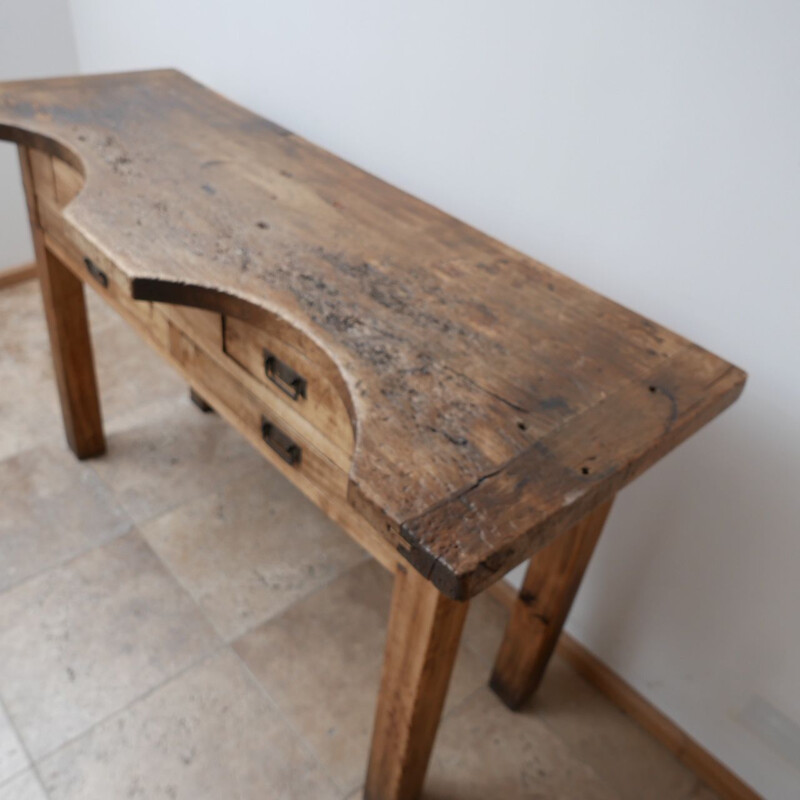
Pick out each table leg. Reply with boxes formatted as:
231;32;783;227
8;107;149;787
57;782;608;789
37;246;106;458
19;148;105;459
365;563;469;800
490;498;614;710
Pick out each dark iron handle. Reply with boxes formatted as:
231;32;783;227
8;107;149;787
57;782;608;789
84;257;108;288
261;415;302;466
263;348;307;401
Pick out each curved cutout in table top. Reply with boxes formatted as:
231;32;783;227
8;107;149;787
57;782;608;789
0;70;746;597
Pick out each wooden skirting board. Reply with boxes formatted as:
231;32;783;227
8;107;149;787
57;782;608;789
0;261;36;290
488;580;761;800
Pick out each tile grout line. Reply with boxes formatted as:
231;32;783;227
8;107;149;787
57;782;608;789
81;390;276;532
80;397;217;530
0;400;269;607
0;521;137;605
218;548;373;645
0;691;50;799
234;654;351;799
0;433;142;603
127;470;373;646
29;643;229;776
2;430;363;798
227;557;379;799
19;528;233;777
14;536;360;793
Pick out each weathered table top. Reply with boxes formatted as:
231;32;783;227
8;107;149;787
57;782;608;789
0;70;746;598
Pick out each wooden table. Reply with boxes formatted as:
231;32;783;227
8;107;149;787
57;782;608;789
0;70;746;800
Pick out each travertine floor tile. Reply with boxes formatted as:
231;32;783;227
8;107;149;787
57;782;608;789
89;307;185;420
0;282;62;461
0;281;183;462
0;281;47;356
0;364;61;464
461;588;510;666
0;280;724;800
0;444;132;593
535;655;706;800
142;468;366;640
0;769;47;800
0;703;28;784
425;686;619;800
84;283;125;331
0;532;218;758
234;560;488;794
39;649;338;800
88;396;264;524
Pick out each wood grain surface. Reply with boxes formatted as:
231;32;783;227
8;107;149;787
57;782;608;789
490;499;614;710
365;563;469;800
0;70;746;597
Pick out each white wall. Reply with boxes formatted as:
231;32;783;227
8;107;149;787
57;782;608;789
26;1;800;796
0;0;78;270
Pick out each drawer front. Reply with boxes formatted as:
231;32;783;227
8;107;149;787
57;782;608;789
168;324;348;499
223;316;354;457
160;304;223;352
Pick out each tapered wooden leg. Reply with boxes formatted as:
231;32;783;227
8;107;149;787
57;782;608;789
490;499;614;710
19;147;105;459
37;246;106;458
365;564;469;800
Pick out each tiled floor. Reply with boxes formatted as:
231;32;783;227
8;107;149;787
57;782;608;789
0;279;717;799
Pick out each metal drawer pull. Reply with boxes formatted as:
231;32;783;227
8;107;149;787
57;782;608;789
84;257;108;288
261;415;302;466
263;348;307;400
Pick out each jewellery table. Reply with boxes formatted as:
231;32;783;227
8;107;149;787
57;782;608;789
0;70;746;800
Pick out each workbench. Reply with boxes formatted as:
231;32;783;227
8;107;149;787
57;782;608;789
0;70;746;800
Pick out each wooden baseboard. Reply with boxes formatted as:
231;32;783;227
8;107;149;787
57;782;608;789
0;261;37;290
488;580;761;800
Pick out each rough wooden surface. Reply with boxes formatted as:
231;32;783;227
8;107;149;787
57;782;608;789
490;499;614;710
18;147;105;459
0;70;746;597
365;563;469;800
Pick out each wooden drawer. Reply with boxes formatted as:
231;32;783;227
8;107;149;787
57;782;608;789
160;304;223;351
168;324;348;499
31;153;354;488
223;316;354;457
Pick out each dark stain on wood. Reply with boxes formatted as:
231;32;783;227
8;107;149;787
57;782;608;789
0;69;747;598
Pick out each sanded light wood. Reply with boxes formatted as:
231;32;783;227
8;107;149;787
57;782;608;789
19;147;105;459
490;498;614;710
0;70;746;598
365;564;469;800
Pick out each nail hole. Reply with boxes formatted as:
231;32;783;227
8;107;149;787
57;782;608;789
517;421;527;431
581;466;590;475
649;385;657;393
